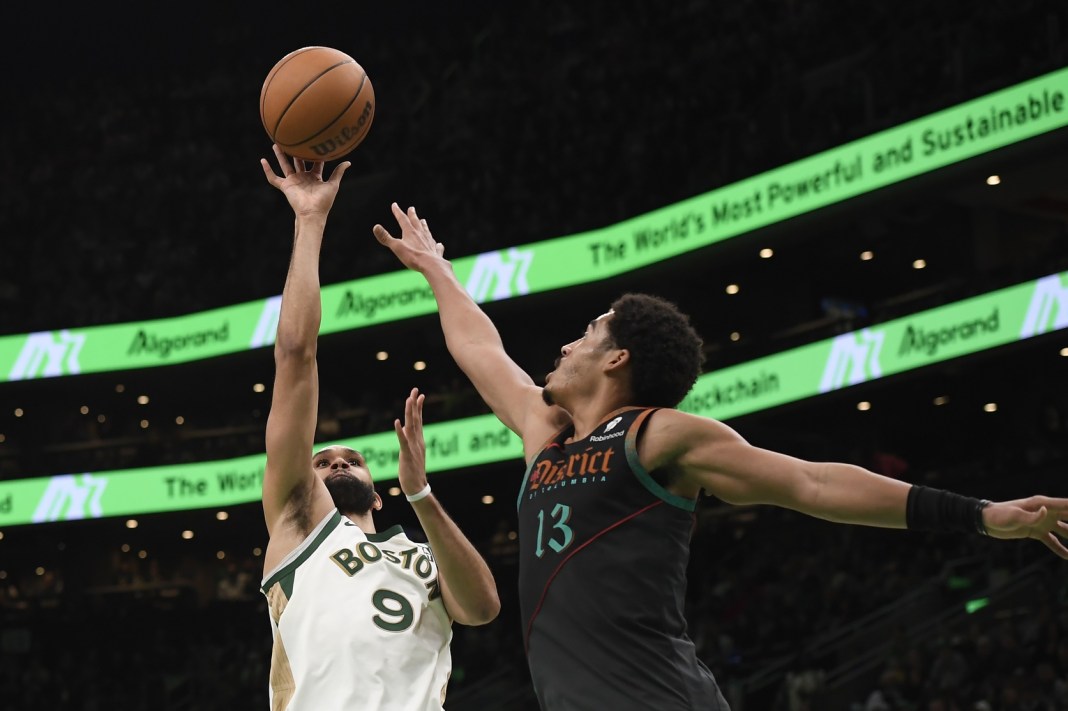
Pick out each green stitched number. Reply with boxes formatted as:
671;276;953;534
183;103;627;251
372;589;414;632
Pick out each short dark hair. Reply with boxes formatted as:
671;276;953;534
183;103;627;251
605;293;705;407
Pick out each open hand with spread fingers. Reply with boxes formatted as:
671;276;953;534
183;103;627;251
260;143;350;220
984;495;1068;558
373;203;446;273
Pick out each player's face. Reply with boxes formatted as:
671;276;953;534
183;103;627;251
313;447;381;515
313;446;371;481
543;310;616;405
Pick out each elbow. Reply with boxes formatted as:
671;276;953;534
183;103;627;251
273;338;316;363
476;597;502;626
465;591;502;627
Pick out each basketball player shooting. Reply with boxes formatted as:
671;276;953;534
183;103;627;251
258;149;500;711
374;203;1068;710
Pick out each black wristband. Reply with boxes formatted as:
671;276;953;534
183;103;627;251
906;485;991;535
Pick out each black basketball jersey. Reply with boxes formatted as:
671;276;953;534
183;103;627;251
517;407;729;710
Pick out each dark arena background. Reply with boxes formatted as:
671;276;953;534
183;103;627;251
1;2;1067;709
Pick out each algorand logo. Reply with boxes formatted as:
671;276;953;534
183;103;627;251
127;322;230;359
465;247;534;303
251;295;283;348
1020;274;1068;338
32;473;107;523
818;328;885;393
9;330;86;380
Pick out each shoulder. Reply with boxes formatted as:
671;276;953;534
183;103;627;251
263;481;336;560
263;460;335;530
638;408;743;469
641;407;714;435
263;505;341;574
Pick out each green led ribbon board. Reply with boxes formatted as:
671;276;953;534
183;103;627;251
2;271;1064;527
2;68;1065;382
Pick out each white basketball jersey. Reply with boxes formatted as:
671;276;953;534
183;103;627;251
260;509;453;710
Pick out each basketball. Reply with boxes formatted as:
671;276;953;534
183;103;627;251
259;46;375;161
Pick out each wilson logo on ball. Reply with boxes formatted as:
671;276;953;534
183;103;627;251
260;46;375;161
310;100;375;158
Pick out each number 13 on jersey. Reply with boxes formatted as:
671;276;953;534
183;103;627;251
535;503;574;557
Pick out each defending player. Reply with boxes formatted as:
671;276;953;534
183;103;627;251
374;202;1068;710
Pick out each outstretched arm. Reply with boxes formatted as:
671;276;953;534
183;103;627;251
261;146;351;536
374;204;564;450
394;388;500;626
643;409;1068;558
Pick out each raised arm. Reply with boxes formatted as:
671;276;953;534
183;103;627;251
374;204;565;447
260;146;350;536
643;409;1068;558
394;388;500;626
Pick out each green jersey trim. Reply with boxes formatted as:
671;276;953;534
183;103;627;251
365;524;405;543
261;509;344;594
625;409;697;512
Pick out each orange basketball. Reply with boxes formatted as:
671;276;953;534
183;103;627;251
259;46;375;161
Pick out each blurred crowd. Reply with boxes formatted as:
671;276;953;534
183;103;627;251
2;450;1065;709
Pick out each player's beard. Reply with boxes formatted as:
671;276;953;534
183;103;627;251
325;474;378;516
